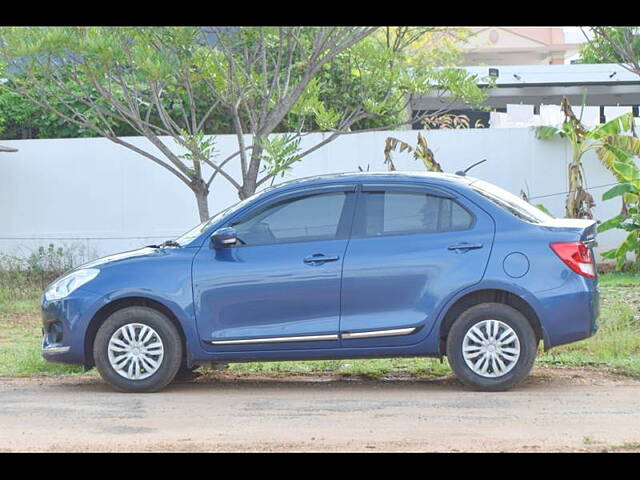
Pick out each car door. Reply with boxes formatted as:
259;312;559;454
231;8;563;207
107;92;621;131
192;184;356;350
339;182;494;347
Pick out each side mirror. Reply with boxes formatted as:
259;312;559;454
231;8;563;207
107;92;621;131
210;227;238;249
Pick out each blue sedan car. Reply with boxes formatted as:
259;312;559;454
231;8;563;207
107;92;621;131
41;172;599;392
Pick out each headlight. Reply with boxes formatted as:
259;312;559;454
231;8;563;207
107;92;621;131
44;268;100;301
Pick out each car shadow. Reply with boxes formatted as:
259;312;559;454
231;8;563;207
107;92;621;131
27;368;562;394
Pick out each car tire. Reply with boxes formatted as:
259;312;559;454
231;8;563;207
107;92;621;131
446;302;537;392
93;306;183;393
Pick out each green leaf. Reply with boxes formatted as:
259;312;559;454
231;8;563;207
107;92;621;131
535;203;552;216
535;126;561;140
597;214;626;232
611;160;640;182
592;112;635;137
602;183;639;201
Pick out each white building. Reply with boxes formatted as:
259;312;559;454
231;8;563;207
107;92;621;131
460;27;587;66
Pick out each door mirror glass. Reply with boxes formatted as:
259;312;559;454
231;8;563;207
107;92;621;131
211;227;238;248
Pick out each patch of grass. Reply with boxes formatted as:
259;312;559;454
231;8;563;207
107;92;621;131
537;277;640;378
0;277;43;315
599;272;640;287
601;441;640;452
0;269;85;377
613;442;640;451
582;436;602;446
226;357;451;379
0;313;85;377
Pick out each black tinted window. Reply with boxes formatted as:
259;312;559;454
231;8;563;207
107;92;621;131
232;192;347;245
358;191;473;237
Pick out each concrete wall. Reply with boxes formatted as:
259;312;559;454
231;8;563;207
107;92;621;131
0;127;630;262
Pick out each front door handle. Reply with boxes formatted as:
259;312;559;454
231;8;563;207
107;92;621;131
304;254;340;265
448;242;483;253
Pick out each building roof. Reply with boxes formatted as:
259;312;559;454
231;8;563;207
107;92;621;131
466;63;640;87
412;63;640;111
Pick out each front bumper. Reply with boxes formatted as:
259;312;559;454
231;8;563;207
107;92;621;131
41;344;71;355
41;288;103;365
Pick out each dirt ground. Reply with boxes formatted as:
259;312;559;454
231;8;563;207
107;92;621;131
1;367;639;452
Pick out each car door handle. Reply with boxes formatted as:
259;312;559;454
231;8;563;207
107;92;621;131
304;254;340;264
448;242;483;253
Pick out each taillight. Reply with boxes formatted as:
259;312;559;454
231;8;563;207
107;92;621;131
550;242;596;279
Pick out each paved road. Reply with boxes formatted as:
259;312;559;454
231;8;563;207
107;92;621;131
1;368;639;452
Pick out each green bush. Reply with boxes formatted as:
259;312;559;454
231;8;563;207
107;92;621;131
0;243;85;313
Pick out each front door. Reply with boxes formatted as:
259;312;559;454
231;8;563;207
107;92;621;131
193;185;356;350
339;183;494;347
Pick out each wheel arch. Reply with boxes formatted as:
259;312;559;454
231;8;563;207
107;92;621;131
437;288;547;355
84;296;188;369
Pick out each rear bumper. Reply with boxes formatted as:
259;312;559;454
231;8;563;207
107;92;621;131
536;275;599;349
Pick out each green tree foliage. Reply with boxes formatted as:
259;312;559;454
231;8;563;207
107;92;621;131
286;27;481;132
0;27;487;221
580;27;640;75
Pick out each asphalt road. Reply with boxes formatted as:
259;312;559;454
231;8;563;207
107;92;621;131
1;368;639;452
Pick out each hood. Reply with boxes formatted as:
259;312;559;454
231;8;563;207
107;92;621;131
79;247;160;270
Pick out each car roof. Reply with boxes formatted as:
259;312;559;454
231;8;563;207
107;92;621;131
271;171;476;191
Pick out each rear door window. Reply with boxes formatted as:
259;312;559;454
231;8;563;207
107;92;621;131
355;190;474;237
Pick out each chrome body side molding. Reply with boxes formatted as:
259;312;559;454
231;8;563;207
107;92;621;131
208;327;418;345
341;327;417;340
209;333;339;345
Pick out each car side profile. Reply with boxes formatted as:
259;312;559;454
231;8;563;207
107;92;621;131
41;172;599;392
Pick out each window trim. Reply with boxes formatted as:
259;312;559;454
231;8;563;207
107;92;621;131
222;185;357;248
361;183;455;198
351;185;476;239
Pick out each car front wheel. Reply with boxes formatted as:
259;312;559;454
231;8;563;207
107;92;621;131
446;302;537;391
93;306;183;393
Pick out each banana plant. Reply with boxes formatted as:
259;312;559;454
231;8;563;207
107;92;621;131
598;160;640;269
383;132;442;172
536;96;640;219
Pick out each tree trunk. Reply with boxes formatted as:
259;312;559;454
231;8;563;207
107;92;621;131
191;179;210;222
239;143;264;200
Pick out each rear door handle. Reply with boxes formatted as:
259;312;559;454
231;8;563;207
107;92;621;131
304;254;340;265
448;242;483;253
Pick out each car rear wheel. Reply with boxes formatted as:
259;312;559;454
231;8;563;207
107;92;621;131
446;302;537;391
93;306;183;393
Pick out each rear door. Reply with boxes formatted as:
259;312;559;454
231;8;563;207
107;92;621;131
339;183;495;347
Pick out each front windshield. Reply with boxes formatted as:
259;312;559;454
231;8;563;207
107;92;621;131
174;188;274;246
470;179;553;224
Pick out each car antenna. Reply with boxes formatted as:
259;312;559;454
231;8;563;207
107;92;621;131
455;159;487;176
